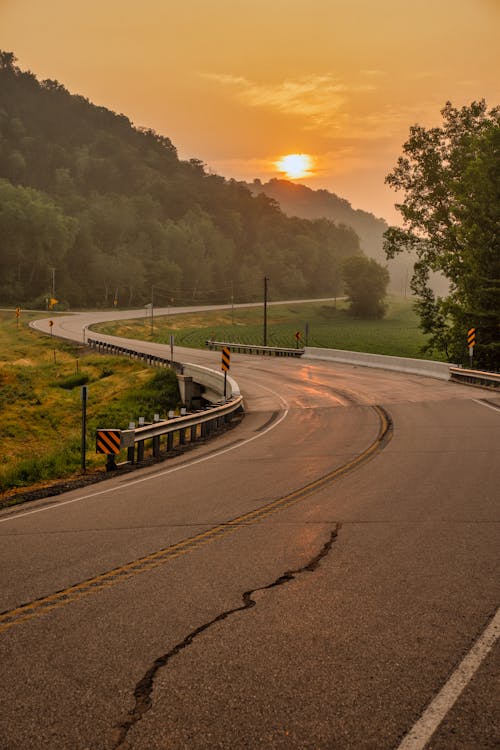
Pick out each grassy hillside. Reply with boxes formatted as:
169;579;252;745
245;179;414;295
0;311;180;501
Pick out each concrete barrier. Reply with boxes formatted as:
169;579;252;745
304;347;452;380
182;362;240;402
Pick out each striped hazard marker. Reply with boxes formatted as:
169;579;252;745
221;346;230;372
96;429;121;454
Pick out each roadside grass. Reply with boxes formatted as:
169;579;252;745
95;296;436;360
0;311;180;498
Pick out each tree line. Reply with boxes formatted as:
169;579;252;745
0;51;361;309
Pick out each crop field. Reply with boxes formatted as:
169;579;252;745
95;296;436;360
0;311;180;503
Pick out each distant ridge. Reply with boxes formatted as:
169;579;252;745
245;179;409;293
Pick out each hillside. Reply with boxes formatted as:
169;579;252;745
0;51;363;308
246;179;410;293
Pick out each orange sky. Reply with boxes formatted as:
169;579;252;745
0;0;499;223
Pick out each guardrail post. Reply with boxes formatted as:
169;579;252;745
153;414;161;457
153;437;159;457
126;421;135;463
137;440;145;462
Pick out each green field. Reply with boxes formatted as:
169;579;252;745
95;296;437;360
0;311;180;502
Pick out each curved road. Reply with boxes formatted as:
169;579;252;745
0;311;498;749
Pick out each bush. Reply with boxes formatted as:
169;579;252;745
57;374;90;390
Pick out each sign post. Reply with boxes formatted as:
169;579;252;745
81;385;88;473
467;327;476;368
49;320;55;363
221;346;230;399
263;276;268;346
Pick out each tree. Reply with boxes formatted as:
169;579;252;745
0;179;76;303
384;101;500;368
342;255;389;318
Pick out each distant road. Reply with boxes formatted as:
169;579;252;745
28;297;339;342
1;309;498;749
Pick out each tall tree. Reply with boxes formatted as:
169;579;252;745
342;255;389;319
384;101;500;368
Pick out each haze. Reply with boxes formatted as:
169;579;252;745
0;0;498;222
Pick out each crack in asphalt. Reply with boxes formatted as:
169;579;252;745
110;524;340;749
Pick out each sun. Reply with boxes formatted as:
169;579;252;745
275;153;314;179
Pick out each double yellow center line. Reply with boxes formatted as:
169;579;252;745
0;405;391;634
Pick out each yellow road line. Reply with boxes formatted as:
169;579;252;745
0;405;391;634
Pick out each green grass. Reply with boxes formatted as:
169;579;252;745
94;296;438;361
0;311;181;498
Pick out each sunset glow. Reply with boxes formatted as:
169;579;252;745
275;153;314;179
0;0;498;221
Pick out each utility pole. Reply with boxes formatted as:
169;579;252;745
263;276;269;346
151;285;154;336
49;267;56;298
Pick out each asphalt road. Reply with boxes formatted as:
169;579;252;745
0;311;498;749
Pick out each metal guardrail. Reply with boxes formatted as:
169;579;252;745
124;396;243;466
86;336;244;469
206;339;304;357
449;366;500;388
87;337;183;371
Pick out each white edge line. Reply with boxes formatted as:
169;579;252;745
396;606;500;750
473;398;500;413
0;385;289;526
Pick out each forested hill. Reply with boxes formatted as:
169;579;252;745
247;179;387;258
245;179;408;293
0;51;361;309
